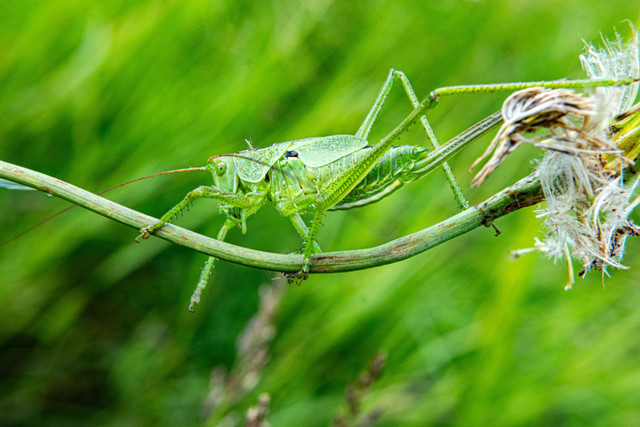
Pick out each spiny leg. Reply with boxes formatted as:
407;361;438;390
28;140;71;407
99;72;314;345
293;209;324;285
293;72;428;280
290;213;322;253
356;69;396;140
189;218;235;312
354;77;639;220
383;77;638;164
136;185;256;310
397;72;501;233
136;185;253;241
425;78;639;109
296;91;434;281
395;71;470;209
356;69;470;209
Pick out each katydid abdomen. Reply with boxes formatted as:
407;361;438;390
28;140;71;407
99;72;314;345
326;145;430;210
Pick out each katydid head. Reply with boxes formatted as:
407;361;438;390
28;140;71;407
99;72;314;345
207;152;279;191
207;155;238;193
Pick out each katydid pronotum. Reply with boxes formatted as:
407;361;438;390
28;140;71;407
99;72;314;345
134;69;637;311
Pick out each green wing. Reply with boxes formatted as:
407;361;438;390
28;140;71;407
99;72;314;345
234;141;292;183
233;135;368;182
294;135;368;168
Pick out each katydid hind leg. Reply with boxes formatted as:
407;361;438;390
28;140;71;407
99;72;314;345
356;69;397;139
288;74;420;280
282;73;587;282
394;71;470;210
356;69;469;209
424;78;640;109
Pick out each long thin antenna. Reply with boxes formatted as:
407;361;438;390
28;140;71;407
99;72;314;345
100;167;206;193
208;153;272;167
1;166;207;247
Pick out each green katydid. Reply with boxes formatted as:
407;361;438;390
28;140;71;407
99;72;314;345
134;69;637;311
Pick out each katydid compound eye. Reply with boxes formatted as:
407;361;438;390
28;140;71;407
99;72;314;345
215;160;227;176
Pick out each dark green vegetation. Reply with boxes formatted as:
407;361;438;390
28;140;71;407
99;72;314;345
2;1;640;425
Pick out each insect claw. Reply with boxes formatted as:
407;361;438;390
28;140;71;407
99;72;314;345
188;294;200;312
135;227;151;243
485;221;501;236
294;270;308;286
283;270;308;285
492;223;501;236
284;273;295;285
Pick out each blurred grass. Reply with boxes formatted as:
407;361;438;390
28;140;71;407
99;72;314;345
2;1;640;425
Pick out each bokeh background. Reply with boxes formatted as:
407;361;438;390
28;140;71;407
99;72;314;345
2;1;640;425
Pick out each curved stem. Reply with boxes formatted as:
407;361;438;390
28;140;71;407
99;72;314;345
0;160;543;274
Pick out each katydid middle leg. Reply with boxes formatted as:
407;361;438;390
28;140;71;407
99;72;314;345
290;213;322;253
290;209;324;284
189;218;235;312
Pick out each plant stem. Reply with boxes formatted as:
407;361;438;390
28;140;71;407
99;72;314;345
0;160;543;274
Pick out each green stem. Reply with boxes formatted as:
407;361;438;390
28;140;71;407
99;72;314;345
0;160;543;274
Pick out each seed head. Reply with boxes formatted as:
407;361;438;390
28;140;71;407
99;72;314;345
475;25;640;287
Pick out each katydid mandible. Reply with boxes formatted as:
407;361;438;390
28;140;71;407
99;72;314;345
135;69;636;311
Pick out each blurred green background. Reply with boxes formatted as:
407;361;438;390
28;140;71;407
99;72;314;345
2;1;640;425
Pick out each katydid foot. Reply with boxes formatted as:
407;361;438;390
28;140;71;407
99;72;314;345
135;221;167;242
285;270;309;285
284;245;316;285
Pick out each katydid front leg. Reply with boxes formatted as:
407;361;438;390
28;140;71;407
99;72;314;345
136;184;256;311
136;185;254;242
